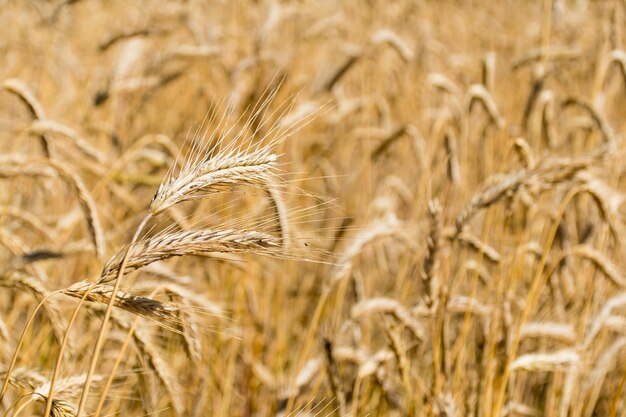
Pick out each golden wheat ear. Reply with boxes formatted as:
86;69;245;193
98;228;282;284
149;146;279;215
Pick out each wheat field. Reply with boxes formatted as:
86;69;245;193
1;0;626;416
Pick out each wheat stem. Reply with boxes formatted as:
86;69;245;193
76;214;150;417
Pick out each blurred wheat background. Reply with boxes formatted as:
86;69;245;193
1;0;626;416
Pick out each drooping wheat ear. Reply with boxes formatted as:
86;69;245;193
421;200;442;308
577;172;625;246
369;29;414;62
1;79;51;157
427;73;462;96
62;281;180;324
0;206;56;241
455;170;526;234
149;146;279;215
528;156;594;188
331;214;405;287
510;349;579;372
597;50;626;95
453;231;501;264
561;97;615;142
520;322;576;343
28;119;105;163
316;46;362;93
1;157;105;259
351;297;426;341
454;156;592;234
0;271;66;345
46;159;105;259
584;292;626;348
466;84;505;129
98;26;163;52
567;245;625;287
98;228;281;284
370;125;408;161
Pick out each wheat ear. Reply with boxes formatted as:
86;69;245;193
2;79;52;156
98;228;281;283
150;146;278;215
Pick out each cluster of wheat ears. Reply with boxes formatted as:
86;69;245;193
3;0;626;416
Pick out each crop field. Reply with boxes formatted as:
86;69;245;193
1;0;626;416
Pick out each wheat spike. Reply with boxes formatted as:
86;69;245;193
510;349;579;372
150;147;278;215
63;281;180;324
99;228;281;283
351;297;426;341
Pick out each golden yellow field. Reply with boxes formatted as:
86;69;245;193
2;0;626;416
